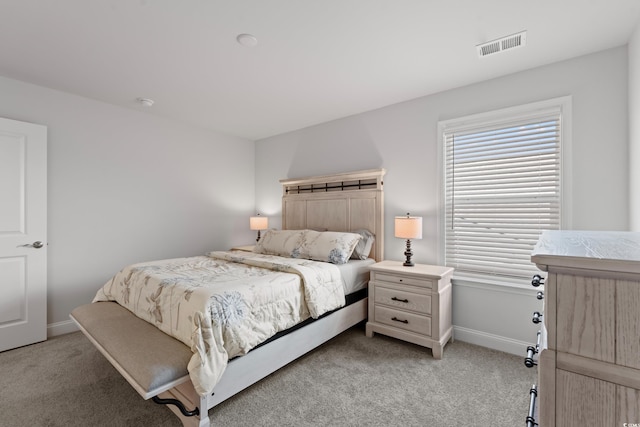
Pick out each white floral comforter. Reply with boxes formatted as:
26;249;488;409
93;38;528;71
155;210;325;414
93;250;345;396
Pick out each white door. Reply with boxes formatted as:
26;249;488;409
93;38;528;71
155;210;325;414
0;117;47;352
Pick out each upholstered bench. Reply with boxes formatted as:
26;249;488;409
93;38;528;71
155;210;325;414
70;302;192;400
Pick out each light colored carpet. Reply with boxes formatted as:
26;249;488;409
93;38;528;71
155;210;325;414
0;324;535;426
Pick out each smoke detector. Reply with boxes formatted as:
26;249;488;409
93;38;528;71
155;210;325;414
136;97;154;107
236;33;258;47
477;31;527;58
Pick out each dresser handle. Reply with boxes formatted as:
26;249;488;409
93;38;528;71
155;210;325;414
524;331;542;368
524;346;538;368
532;311;543;324
531;274;545;287
526;384;538;427
391;317;408;324
536;291;544;300
391;297;409;303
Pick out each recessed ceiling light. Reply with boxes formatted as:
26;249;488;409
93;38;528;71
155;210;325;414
236;33;258;47
136;97;154;107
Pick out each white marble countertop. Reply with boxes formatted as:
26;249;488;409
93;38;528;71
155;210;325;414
531;230;640;273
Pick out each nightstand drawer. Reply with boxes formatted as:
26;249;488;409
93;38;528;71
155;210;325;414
374;306;431;336
374;285;431;315
372;272;432;289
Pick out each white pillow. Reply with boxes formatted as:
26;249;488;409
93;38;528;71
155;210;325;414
350;229;375;260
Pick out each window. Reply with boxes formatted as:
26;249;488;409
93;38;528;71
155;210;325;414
439;98;571;287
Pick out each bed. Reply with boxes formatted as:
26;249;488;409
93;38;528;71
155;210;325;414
70;169;385;427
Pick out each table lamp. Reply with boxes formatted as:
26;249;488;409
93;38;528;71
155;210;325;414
395;213;423;266
250;214;268;242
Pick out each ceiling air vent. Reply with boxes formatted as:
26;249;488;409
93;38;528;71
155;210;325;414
477;31;527;58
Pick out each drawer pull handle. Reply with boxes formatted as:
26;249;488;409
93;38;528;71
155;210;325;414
391;317;408;324
391;297;409;303
524;331;542;368
532;311;543;324
524;346;537;368
526;384;538;427
531;274;545;287
536;291;544;300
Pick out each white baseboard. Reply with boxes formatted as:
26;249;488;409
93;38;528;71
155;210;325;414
47;319;79;337
453;325;529;357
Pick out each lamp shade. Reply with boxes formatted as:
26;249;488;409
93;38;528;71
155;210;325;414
250;215;268;231
394;215;422;239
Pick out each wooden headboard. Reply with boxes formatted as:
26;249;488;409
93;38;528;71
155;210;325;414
280;169;386;262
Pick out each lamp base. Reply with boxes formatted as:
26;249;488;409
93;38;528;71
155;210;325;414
403;239;414;267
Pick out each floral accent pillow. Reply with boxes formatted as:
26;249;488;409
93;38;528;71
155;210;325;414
300;230;362;264
254;229;305;257
254;229;361;265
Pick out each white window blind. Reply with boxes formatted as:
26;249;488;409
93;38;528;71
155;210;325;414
443;107;562;285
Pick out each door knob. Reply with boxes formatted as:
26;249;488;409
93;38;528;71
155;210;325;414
19;241;44;249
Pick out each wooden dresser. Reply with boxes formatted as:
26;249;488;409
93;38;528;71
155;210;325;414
529;230;640;427
365;260;453;359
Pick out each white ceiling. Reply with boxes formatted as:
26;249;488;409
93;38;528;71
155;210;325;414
2;0;640;140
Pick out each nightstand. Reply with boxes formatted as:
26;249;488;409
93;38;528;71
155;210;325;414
365;260;454;359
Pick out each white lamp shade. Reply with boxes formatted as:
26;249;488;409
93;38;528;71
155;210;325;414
394;215;422;239
250;216;268;231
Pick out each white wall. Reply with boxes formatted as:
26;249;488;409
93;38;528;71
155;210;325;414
256;47;629;354
0;76;256;335
630;22;640;231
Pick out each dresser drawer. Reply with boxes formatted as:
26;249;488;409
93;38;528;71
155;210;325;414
374;285;431;315
374;305;431;336
372;272;432;289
